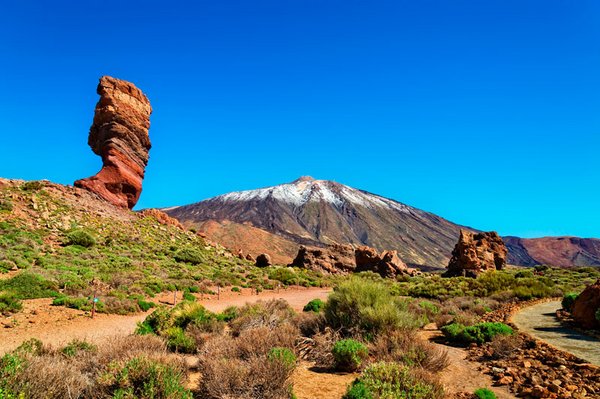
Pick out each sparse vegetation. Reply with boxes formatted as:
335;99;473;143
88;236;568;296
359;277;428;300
562;292;579;312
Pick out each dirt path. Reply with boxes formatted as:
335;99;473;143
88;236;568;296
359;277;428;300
419;324;517;399
0;287;331;355
511;300;600;365
293;361;357;399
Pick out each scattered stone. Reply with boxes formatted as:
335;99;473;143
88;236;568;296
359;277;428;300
75;76;152;209
138;208;184;229
288;244;355;274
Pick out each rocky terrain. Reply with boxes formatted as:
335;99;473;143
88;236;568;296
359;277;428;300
471;300;599;399
166;176;469;269
75;76;152;209
444;230;507;277
289;244;418;277
165;177;600;269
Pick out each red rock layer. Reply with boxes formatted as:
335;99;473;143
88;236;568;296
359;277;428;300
75;76;152;209
571;279;600;329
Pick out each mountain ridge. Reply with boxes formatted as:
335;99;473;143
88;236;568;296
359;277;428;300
165;177;600;269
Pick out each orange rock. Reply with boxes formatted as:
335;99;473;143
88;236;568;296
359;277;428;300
444;230;507;278
75;76;152;209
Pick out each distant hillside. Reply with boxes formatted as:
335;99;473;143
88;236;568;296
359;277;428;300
165;177;600;269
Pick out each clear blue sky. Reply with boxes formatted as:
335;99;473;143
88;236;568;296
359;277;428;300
1;1;599;238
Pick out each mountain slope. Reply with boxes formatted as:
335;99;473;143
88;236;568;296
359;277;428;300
166;177;468;268
165;177;600;269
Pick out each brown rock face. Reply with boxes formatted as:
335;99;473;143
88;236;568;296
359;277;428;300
571;279;600;329
289;244;416;278
355;246;416;278
288;244;356;274
75;76;152;209
444;230;507;278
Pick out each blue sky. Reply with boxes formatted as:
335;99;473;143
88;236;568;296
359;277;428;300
1;1;599;238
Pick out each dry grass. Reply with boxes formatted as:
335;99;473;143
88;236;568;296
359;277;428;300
0;336;189;399
197;325;298;399
487;334;521;360
370;330;450;373
229;299;296;336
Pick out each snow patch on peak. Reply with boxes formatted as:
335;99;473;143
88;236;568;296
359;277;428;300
214;179;412;213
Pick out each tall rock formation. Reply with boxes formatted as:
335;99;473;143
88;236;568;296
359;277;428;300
571;279;600;329
444;230;507;278
75;76;152;209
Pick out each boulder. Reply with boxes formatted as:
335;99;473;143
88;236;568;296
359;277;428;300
571;279;600;329
355;246;416;278
444;230;507;278
255;253;272;267
288;244;355;274
75;76;152;209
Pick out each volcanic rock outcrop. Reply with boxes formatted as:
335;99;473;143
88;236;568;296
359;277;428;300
571;279;600;329
255;253;272;267
289;244;416;278
444;230;507;278
355;246;417;278
75;76;152;209
289;244;356;274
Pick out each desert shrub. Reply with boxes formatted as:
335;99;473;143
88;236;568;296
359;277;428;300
197;325;298;399
488;334;520;360
442;322;513;345
100;356;191;399
65;229;96;248
324;277;423;338
52;295;101;312
0;200;13;212
174;248;204;265
562;293;579;312
0;273;58;299
20;181;43;191
164;327;196;353
474;387;497;399
370;330;449;372
268;347;297;369
61;339;96;357
596;308;600;323
343;362;444;399
332;339;369;371
0;293;22;315
303;298;325;313
137;299;156;312
229;299;295;335
231;286;241;292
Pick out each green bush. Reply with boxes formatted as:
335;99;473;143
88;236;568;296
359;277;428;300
441;322;513;345
137;299;156;312
332;339;369;371
65;229;96;248
174;248;204;265
474;388;497;399
324;277;424;338
61;339;96;357
562;293;579;312
182;290;196;302
102;356;192;399
268;347;297;369
164;327;196;353
303;298;325;313
0;273;58;299
343;362;443;399
0;293;22;315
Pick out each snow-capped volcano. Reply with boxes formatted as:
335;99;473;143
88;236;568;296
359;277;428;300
165;177;463;268
214;176;412;212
